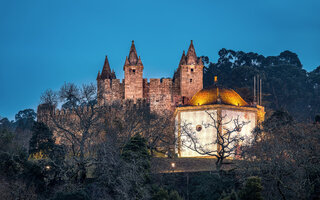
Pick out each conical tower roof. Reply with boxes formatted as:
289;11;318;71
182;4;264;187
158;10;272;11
100;55;115;79
186;40;197;65
137;56;143;66
179;50;186;66
128;40;138;65
124;56;129;66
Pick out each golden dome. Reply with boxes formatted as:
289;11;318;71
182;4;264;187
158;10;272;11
188;86;249;107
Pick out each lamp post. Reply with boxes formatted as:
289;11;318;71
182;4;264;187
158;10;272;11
171;162;175;173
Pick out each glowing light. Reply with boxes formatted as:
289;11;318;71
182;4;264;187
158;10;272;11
45;165;51;170
171;162;176;168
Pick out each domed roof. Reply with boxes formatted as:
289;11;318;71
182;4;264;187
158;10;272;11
187;86;249;107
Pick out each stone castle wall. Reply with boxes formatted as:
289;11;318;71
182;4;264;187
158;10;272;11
95;40;204;114
98;77;177;113
149;78;174;112
178;64;203;100
97;65;204;114
124;65;144;101
98;79;124;105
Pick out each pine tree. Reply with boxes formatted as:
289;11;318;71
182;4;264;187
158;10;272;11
121;134;151;199
29;122;58;160
121;134;150;171
238;176;263;200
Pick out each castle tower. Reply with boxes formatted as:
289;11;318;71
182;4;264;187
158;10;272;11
177;40;203;101
99;55;116;80
97;55;118;105
123;40;144;101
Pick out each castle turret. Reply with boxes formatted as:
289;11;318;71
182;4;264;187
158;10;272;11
99;55;116;79
186;40;197;65
176;40;203;101
179;50;186;66
124;40;144;101
97;55;120;105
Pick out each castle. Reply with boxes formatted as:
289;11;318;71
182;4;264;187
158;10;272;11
38;40;265;162
96;40;203;113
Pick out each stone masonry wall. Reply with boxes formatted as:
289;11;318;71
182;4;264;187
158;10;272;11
98;79;124;105
143;78;150;100
124;65;144;102
149;78;174;113
179;64;203;100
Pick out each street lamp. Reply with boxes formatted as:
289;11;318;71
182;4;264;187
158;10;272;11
171;162;175;173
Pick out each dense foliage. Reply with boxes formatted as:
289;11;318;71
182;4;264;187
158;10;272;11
202;49;320;121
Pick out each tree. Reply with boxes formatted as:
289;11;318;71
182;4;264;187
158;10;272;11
151;187;183;200
0;128;14;151
202;49;317;121
29;122;56;159
0;117;14;131
239;111;320;200
15;109;37;122
315;114;320;123
52;190;89;200
39;82;102;183
180;111;249;170
108;102;174;157
121;134;150;171
238;176;263;200
121;134;151;199
29;122;65;166
91;134;152;200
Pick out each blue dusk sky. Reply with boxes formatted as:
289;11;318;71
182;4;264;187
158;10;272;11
0;0;320;120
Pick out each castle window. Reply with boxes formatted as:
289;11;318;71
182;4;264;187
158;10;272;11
132;69;136;73
191;68;194;72
190;79;192;83
196;125;202;132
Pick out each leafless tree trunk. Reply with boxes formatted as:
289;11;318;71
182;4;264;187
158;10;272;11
40;83;103;183
180;111;249;171
106;103;175;157
239;113;320;200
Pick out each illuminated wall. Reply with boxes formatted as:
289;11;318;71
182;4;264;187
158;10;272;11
221;109;257;151
175;106;258;158
176;110;217;157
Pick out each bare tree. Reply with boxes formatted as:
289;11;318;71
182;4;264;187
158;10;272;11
180;111;249;170
106;102;174;156
90;132;151;200
40;82;103;183
239;111;320;200
0;177;38;200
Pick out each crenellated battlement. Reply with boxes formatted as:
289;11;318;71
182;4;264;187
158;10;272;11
149;78;173;88
99;78;123;88
96;40;204;114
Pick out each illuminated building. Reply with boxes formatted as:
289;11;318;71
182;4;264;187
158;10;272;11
174;80;265;157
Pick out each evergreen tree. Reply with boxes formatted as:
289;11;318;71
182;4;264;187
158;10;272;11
121;134;151;199
15;108;36;130
315;115;320;123
121;134;151;172
0;128;14;151
29;122;65;165
29;122;56;159
238;176;263;200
